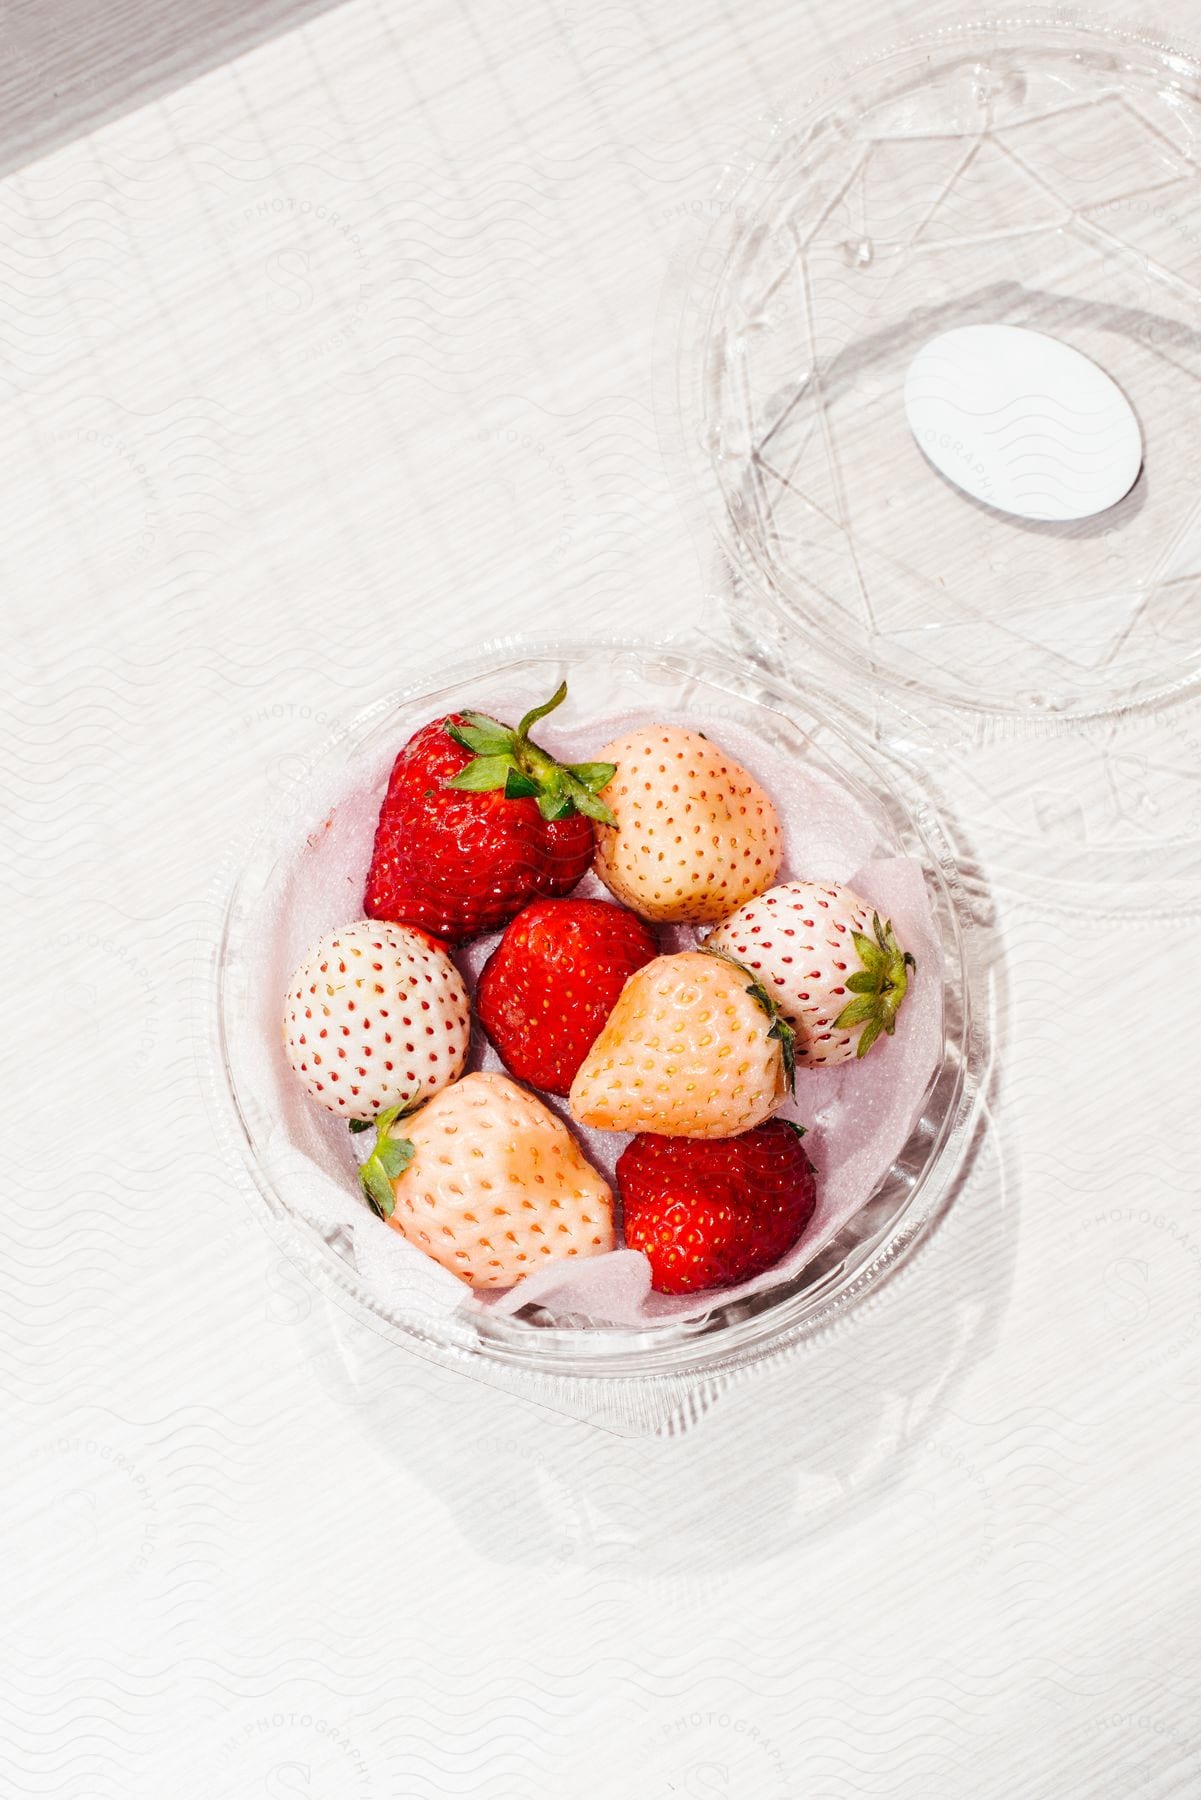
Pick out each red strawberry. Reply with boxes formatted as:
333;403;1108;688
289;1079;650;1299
477;898;659;1096
617;1119;817;1294
364;683;616;944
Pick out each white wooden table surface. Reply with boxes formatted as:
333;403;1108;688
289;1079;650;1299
4;2;1201;1794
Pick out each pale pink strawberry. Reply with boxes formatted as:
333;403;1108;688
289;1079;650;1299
568;949;793;1137
360;1072;614;1288
707;881;915;1066
591;725;781;923
283;920;470;1119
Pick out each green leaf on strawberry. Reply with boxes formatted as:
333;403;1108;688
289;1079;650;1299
560;773;615;823
830;994;877;1029
568;762;619;792
766;1016;797;1092
833;912;916;1058
446;717;516;757
374;1138;413;1180
447;754;512;792
353;1104;415;1219
850;930;887;974
442;681;618;826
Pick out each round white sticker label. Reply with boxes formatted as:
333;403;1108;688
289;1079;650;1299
904;324;1143;522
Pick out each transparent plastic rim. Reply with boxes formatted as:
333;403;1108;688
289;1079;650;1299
208;640;994;1382
663;14;1201;725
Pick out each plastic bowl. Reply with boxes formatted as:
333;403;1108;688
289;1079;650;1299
211;641;991;1382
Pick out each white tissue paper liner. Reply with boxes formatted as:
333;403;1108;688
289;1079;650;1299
245;700;943;1330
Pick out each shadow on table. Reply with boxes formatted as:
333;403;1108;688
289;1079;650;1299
289;1019;1014;1580
279;731;1013;1579
0;0;348;181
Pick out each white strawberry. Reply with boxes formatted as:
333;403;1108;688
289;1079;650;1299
357;1071;614;1288
706;881;915;1066
591;724;781;923
283;920;470;1119
568;949;793;1138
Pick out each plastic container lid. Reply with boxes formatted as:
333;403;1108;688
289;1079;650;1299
673;16;1201;720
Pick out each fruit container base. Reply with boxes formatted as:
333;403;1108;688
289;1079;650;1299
209;642;994;1415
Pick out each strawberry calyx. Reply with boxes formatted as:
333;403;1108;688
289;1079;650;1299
702;947;797;1094
349;1104;416;1218
443;681;617;826
833;912;916;1059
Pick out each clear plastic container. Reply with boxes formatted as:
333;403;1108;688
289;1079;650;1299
210;643;993;1406
204;18;1201;1429
671;16;1201;720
